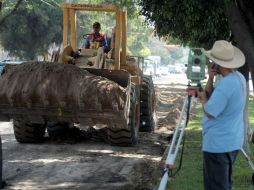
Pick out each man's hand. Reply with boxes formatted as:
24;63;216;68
205;66;218;98
208;68;219;79
198;89;214;119
198;90;208;110
198;90;207;103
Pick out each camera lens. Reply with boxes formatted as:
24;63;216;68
194;58;200;65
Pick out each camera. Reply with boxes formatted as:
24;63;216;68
187;48;207;85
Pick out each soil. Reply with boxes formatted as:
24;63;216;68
0;62;126;111
156;84;185;132
0;77;186;190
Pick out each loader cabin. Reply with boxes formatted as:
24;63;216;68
60;3;127;70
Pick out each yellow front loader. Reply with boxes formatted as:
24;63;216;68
0;3;156;146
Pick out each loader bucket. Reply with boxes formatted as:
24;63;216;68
84;68;129;88
0;62;138;145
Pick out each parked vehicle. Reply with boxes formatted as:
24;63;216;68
0;60;24;75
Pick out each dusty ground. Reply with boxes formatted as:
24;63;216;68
0;75;186;190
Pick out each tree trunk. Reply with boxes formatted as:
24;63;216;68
225;1;254;88
225;1;254;154
243;82;251;153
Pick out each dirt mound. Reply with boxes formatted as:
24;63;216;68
155;86;185;129
0;62;126;112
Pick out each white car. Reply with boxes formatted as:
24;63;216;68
158;66;169;76
0;60;25;75
143;65;155;76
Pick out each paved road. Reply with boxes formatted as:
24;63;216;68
1;121;165;190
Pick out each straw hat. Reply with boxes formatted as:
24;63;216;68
202;40;245;68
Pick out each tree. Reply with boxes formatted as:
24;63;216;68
0;0;23;27
0;0;154;59
138;0;254;81
0;0;62;60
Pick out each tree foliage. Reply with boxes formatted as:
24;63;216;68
138;0;230;48
138;0;254;80
0;0;23;27
0;0;166;59
0;0;62;59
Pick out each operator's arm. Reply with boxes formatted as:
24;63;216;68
205;76;214;98
84;35;91;49
205;68;218;98
199;79;229;120
198;91;214;119
102;34;109;50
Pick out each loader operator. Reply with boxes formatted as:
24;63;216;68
198;40;246;190
84;22;109;52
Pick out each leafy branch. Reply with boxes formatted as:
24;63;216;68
0;0;23;27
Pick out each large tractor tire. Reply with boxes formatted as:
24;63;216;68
108;85;139;146
13;120;46;143
0;135;2;189
47;122;70;138
139;75;156;132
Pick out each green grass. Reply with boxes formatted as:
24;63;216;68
167;99;254;190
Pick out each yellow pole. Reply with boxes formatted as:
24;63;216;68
70;9;77;49
114;10;121;70
63;8;69;47
121;9;127;65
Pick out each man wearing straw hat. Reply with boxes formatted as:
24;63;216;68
199;40;247;190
